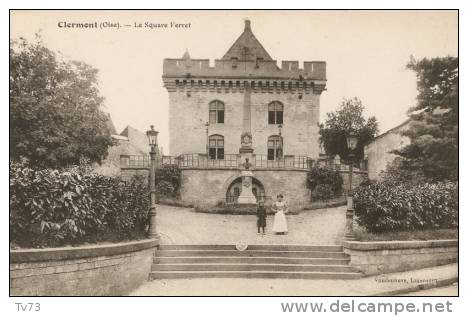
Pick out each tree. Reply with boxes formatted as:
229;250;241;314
393;56;458;181
10;36;113;169
319;97;379;163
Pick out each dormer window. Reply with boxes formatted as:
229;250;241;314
255;57;263;68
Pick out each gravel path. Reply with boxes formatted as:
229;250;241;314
155;205;346;245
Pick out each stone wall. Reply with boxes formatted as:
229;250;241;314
180;168;311;210
121;168;149;182
343;239;458;276
10;239;158;296
119;167;367;209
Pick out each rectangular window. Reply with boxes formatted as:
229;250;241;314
217;148;224;160
209;148;217;160
267;148;275;160
276;111;283;124
217;110;224;123
209;110;217;124
276;148;283;159
268;111;276;124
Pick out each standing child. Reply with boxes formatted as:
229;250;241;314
256;200;267;235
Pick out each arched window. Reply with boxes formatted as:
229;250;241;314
268;101;283;124
267;135;283;160
209;135;224;160
209;100;225;124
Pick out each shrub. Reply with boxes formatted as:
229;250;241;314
155;164;181;197
379;157;427;185
155;180;175;197
353;180;458;233
311;184;334;201
307;165;343;200
9;161;150;248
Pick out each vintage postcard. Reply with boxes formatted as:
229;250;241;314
9;9;458;303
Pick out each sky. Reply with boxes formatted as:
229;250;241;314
10;10;458;154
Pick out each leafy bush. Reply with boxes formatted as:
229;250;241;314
307;165;343;200
379;157;427;185
155;180;175;197
311;184;334;200
155;164;181;197
10;161;150;248
353;180;458;233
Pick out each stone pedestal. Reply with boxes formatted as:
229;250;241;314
237;170;257;204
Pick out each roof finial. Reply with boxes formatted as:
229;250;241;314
244;19;251;31
182;48;191;60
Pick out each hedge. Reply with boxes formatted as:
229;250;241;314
307;165;343;200
155;164;181;198
353;180;458;233
9;162;150;248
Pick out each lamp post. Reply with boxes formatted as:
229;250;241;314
278;124;283;159
146;125;159;239
205;121;210;156
344;131;358;240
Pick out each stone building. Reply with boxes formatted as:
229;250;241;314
163;20;326;158
159;20;328;209
95;125;153;178
364;119;411;180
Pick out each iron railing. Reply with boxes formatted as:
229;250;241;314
178;153;239;169
253;155;312;169
120;155;150;168
119;153;366;172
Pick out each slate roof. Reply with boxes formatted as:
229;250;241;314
222;20;273;61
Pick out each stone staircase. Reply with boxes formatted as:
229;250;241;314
150;245;361;280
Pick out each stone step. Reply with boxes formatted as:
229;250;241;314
154;256;350;265
150;271;362;280
158;244;343;252
156;249;348;258
152;263;359;273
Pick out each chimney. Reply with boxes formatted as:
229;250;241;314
244;19;251;31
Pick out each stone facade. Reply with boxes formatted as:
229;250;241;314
180;169;310;210
364;120;411;180
157;20;330;207
167;91;321;157
10;239;158;296
163;20;326;158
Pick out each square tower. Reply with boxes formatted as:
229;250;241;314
162;20;327;160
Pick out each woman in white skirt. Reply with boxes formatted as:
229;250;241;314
272;194;288;234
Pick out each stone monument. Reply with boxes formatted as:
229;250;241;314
237;158;257;204
237;82;257;204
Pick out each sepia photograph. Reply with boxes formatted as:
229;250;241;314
8;9;458;300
